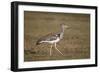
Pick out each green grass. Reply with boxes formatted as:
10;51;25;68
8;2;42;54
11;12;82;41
24;11;90;62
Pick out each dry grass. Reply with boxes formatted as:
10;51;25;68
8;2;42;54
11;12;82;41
24;11;90;62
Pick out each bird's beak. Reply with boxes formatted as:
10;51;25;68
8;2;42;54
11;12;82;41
65;25;69;28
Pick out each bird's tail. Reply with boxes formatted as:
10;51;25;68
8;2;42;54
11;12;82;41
36;42;40;45
36;40;41;45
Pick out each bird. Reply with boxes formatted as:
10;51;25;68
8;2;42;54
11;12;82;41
36;24;68;56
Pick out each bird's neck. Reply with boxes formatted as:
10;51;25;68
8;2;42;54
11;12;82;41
59;27;65;39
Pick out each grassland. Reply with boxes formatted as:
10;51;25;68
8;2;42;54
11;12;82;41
24;11;90;62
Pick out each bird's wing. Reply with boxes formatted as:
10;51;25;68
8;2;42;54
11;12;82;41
45;35;57;41
36;33;59;45
40;33;58;41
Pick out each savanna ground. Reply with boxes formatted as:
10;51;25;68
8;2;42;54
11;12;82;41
24;11;90;62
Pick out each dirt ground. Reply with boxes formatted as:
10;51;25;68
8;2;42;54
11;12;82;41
24;11;90;62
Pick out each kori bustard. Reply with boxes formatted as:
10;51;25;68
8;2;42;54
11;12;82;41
36;24;68;56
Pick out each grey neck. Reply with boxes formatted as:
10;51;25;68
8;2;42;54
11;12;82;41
59;26;65;39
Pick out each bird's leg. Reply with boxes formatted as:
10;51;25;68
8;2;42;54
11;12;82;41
54;43;64;56
50;45;53;56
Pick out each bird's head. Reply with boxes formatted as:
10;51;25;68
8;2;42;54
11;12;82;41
60;24;69;29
